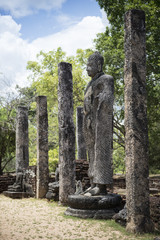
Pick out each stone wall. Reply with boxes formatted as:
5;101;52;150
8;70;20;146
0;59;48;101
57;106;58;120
75;160;90;190
0;174;16;193
75;160;160;193
149;176;160;192
1;164;160;194
113;175;160;193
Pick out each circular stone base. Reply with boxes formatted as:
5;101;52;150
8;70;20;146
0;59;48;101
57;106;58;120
65;193;122;219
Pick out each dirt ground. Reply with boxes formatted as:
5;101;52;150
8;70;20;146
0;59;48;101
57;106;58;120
0;194;158;240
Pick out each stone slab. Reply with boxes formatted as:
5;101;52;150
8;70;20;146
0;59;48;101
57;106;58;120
3;191;31;199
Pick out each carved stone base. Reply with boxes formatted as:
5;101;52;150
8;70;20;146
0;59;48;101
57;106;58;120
3;191;32;199
65;193;122;219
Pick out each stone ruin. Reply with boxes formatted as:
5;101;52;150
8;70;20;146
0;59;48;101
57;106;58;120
57;62;76;205
36;96;49;198
46;165;59;201
4;106;34;198
65;52;122;219
124;9;153;233
111;9;154;233
15;106;29;173
5;171;34;199
3;9;154;234
4;97;49;199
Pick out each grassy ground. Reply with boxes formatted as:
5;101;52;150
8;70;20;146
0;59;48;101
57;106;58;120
0;194;159;240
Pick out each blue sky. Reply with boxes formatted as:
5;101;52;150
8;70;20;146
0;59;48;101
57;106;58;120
0;0;108;95
17;0;102;41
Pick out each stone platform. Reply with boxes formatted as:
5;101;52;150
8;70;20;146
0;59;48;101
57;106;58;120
65;193;122;219
3;191;31;199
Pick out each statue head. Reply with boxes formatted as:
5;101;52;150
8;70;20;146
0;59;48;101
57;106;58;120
86;51;104;78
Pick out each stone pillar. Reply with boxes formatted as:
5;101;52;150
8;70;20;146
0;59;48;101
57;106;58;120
36;96;49;198
58;62;75;205
16;106;29;173
76;107;87;160
124;9;153;233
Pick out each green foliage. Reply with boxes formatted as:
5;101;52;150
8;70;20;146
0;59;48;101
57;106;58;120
0;96;17;174
48;158;59;173
113;142;125;174
95;0;160;172
29;157;37;166
48;149;58;172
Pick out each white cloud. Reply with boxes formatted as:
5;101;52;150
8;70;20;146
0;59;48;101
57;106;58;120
0;15;21;36
31;16;105;56
0;14;106;95
0;0;66;17
0;16;30;95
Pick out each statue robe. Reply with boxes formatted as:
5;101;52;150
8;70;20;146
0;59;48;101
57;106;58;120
83;72;114;185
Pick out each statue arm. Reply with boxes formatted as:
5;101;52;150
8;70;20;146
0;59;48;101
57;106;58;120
96;76;114;112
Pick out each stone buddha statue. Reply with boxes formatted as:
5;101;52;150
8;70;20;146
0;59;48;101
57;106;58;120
83;51;114;196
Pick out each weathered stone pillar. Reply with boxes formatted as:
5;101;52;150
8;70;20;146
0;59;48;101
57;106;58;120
16;106;29;173
124;9;153;233
76;106;87;160
36;96;49;198
58;62;75;205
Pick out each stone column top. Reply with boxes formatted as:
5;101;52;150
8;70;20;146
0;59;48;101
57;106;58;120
58;62;72;71
125;9;145;30
36;95;46;99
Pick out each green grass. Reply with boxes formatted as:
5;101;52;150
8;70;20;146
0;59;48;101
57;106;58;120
62;212;160;240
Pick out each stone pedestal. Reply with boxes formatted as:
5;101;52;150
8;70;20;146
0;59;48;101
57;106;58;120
3;191;31;199
4;171;35;199
36;96;49;198
58;62;75;205
65;194;122;219
16;106;29;173
76;107;87;160
124;9;153;233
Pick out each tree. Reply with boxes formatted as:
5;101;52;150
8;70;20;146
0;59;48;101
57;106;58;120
95;0;160;172
0;95;16;174
27;47;92;171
